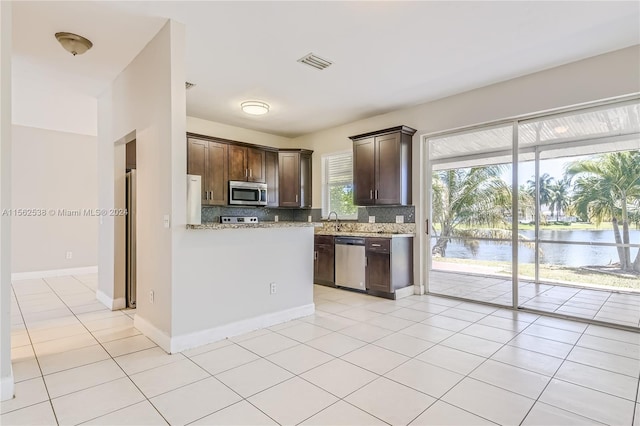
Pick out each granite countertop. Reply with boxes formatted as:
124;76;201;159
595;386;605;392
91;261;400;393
315;230;414;238
188;222;320;230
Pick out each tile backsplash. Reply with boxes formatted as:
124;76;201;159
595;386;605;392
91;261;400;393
356;205;415;223
202;206;322;223
202;205;414;224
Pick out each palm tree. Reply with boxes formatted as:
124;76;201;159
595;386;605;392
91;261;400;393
567;151;640;272
548;178;571;220
527;173;554;223
431;165;511;257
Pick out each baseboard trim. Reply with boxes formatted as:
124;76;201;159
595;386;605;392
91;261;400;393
134;315;172;353
395;285;415;299
11;266;98;281
96;289;126;311
169;303;315;354
0;369;14;402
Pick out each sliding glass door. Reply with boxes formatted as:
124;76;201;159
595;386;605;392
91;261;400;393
425;98;640;328
427;125;514;306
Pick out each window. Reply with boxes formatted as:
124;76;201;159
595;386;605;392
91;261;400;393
322;151;357;219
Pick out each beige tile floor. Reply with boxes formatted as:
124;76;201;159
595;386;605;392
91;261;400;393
2;274;639;425
430;270;640;328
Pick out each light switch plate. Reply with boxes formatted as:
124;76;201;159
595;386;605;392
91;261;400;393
368;216;375;223
396;215;404;224
163;214;170;228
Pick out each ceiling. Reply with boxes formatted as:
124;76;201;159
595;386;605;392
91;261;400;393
11;1;640;138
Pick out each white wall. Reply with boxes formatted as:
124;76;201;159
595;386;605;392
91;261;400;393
11;126;97;273
0;1;14;401
187;116;293;148
98;20;186;344
11;62;98;137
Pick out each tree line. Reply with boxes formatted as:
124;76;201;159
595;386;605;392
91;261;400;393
431;151;640;272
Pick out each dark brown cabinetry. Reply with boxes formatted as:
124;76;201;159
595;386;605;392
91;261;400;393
264;150;279;207
365;237;413;298
314;235;335;286
350;126;416;206
229;145;265;183
278;150;312;208
126;140;136;170
187;137;228;205
187;133;313;209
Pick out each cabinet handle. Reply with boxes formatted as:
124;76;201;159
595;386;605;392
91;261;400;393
365;256;368;266
372;244;381;247
295;194;298;203
245;169;248;178
209;191;213;200
249;169;252;178
204;191;209;200
375;190;379;199
314;251;318;260
426;219;429;235
369;190;373;199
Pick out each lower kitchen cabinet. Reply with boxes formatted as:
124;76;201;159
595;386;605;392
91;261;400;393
365;237;413;299
314;235;335;286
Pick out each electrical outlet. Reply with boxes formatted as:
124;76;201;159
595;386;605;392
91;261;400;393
308;215;312;222
396;215;404;224
65;251;73;259
274;215;279;222
269;283;277;294
163;215;171;228
149;290;154;304
368;216;375;223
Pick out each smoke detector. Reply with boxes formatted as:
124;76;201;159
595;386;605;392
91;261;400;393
297;53;333;70
185;82;196;90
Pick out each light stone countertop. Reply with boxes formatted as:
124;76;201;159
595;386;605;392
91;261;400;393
188;222;320;230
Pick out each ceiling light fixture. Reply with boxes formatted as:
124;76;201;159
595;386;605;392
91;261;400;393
553;125;568;134
55;32;93;56
241;101;270;116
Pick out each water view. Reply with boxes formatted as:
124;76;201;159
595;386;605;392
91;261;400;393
442;229;640;267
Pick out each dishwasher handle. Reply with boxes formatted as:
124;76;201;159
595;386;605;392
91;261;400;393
334;237;365;246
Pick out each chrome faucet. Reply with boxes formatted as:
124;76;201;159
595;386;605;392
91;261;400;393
327;211;339;232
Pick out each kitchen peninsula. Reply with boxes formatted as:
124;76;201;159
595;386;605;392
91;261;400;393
167;221;316;353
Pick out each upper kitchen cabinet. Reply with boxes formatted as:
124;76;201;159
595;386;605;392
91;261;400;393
350;126;416;205
278;150;313;208
229;145;266;183
187;137;228;205
264;150;279;207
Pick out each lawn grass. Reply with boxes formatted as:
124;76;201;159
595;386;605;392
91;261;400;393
434;257;639;291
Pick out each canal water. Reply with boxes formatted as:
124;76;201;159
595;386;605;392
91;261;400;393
438;229;640;267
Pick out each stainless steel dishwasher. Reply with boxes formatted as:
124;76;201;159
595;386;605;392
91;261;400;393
334;236;366;291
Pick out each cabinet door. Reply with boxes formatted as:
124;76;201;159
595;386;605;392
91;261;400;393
300;153;312;208
375;132;401;204
315;243;335;285
187;138;208;203
278;152;300;207
206;141;228;205
247;148;266;183
265;150;279;207
228;145;247;181
366;252;391;292
353;137;375;205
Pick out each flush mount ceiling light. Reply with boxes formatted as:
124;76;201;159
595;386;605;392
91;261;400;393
55;32;93;56
241;101;270;116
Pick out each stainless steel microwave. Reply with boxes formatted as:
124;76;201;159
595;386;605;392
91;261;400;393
229;181;267;206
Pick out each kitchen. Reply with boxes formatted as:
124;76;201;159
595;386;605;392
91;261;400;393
165;124;418;352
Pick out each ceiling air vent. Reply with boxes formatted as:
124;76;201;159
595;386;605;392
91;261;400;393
185;81;196;90
297;53;333;70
